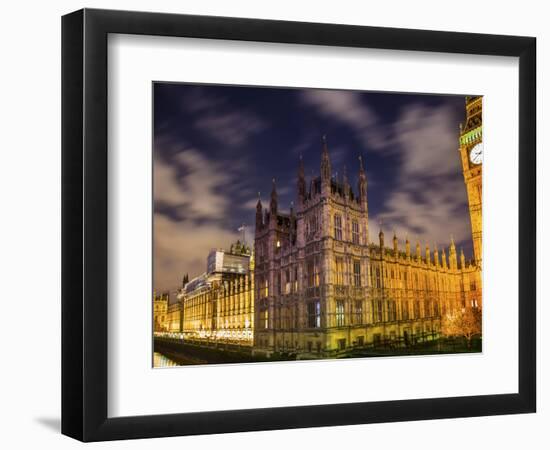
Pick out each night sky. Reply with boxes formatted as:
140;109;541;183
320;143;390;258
153;83;473;293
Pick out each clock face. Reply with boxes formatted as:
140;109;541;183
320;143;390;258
469;142;483;165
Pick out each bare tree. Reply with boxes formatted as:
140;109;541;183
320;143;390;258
441;307;482;348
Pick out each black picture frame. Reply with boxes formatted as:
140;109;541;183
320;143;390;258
61;8;536;442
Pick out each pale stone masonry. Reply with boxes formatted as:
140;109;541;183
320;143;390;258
174;242;255;346
253;97;482;357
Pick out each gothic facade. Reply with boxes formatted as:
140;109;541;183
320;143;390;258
174;243;255;346
253;98;482;358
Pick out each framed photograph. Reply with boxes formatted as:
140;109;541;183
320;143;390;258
62;8;536;441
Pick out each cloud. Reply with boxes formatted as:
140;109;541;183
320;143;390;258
370;176;471;250
369;101;469;249
393;103;461;177
153;138;246;290
327;146;348;169
181;88;226;114
154;214;239;291
300;89;390;150
182;90;267;147
194;111;266;146
301;90;375;131
154;145;233;221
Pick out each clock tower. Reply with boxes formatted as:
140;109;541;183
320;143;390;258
459;96;483;267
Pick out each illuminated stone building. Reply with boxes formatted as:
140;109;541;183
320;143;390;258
154;98;482;359
166;301;183;333
153;291;169;332
176;242;255;345
253;98;482;357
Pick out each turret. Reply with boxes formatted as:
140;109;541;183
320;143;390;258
358;155;367;206
460;247;466;269
449;235;458;270
405;236;411;259
270;178;278;217
309;170;315;197
320;135;331;185
434;244;440;267
255;192;263;230
379;228;385;249
416;240;421;261
393;231;398;256
426;243;431;265
442;249;448;269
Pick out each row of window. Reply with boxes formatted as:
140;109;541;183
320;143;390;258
259;302;321;330
258;265;474;295
258;298;443;330
333;214;361;244
334;257;363;286
256;257;477;298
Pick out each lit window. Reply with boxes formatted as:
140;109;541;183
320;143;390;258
307;301;321;328
375;267;381;288
260;308;269;329
336;300;345;327
285;268;291;294
402;300;409;320
388;300;396;321
314;256;320;286
353;260;361;287
352;220;359;244
334;214;342;240
335;257;344;285
375;299;383;323
354;300;363;324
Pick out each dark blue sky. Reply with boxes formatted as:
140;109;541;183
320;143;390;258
153;83;473;291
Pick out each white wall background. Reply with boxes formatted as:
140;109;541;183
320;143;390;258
0;0;546;448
